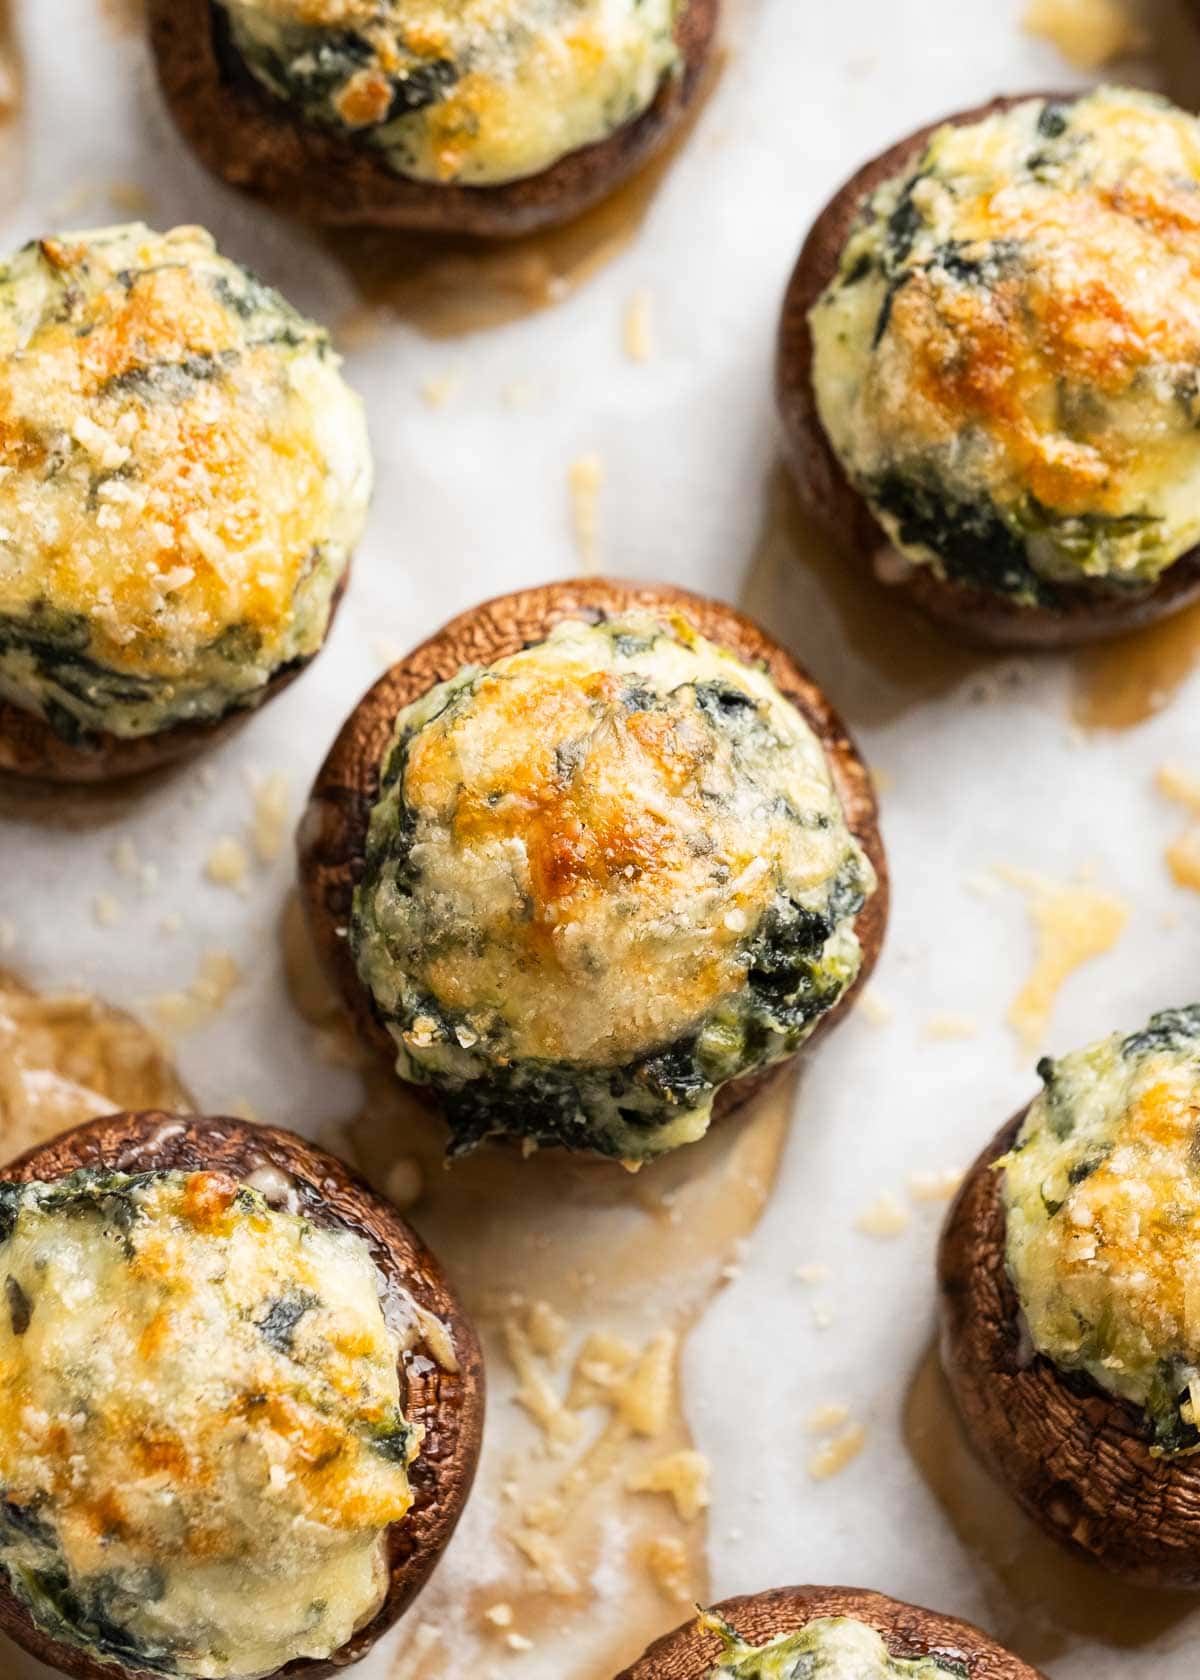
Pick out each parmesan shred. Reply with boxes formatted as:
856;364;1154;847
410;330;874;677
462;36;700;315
623;289;655;363
807;1423;866;1481
1157;765;1200;894
568;453;604;574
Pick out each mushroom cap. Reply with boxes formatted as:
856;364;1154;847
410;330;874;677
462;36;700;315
0;1108;485;1680
776;92;1200;651
297;576;888;1150
0;572;349;785
940;1108;1200;1587
147;0;719;236
613;1584;1046;1678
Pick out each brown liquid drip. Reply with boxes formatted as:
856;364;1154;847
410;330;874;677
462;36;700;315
281;894;790;1678
741;466;989;728
0;969;192;1165
329;53;725;345
1072;597;1200;731
904;1346;1196;1667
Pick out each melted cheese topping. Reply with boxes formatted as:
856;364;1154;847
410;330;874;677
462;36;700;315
1004;1006;1200;1453
0;1170;417;1676
811;88;1200;602
0;224;370;741
352;612;873;1159
219;0;680;186
702;1614;962;1679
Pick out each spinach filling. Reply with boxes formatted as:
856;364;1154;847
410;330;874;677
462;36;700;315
352;618;872;1160
1004;1008;1200;1454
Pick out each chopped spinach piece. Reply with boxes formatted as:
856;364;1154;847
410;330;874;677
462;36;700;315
869;473;1054;603
1121;1005;1200;1059
5;1276;31;1336
257;1288;319;1353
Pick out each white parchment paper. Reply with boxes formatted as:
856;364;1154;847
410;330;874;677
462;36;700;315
3;0;1200;1676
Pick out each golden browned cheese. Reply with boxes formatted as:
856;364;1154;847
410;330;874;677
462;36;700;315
0;223;370;738
1003;1008;1200;1452
220;0;681;185
354;614;872;1158
811;88;1200;598
0;1169;416;1675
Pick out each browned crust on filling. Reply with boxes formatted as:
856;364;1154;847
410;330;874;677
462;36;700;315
939;1108;1200;1587
613;1584;1046;1678
147;0;719;236
776;92;1200;651
296;577;888;1149
0;572;349;785
0;1109;485;1680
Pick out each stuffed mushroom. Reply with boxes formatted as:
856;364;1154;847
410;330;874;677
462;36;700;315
149;0;718;235
0;223;370;782
615;1586;1045;1679
0;1109;483;1678
778;86;1200;648
940;1005;1200;1585
299;579;887;1163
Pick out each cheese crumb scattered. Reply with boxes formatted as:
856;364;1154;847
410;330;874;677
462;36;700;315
92;893;122;928
855;1191;911;1238
623;289;655;363
794;1262;830;1283
1023;0;1146;68
384;1156;424;1210
643;1535;692;1605
908;1168;963;1203
205;836;250;893
111;837;140;879
151;949;242;1036
568;453;604;574
808;1423;866;1480
627;1449;710;1521
921;1011;978;1041
251;772;290;864
1002;870;1129;1054
421;369;463;410
505;1632;534;1653
482;1604;514;1631
805;1403;850;1434
1157;765;1200;895
858;986;893;1026
811;1303;835;1330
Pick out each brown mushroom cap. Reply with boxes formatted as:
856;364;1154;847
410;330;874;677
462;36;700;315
776;92;1200;651
147;0;718;236
297;577;888;1150
0;1109;485;1680
614;1584;1046;1679
940;1108;1200;1587
0;574;349;785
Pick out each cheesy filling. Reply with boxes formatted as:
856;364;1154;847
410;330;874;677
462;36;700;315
811;87;1200;605
0;1170;418;1677
217;0;681;186
1003;1006;1200;1454
0;224;371;744
702;1613;964;1679
352;612;874;1160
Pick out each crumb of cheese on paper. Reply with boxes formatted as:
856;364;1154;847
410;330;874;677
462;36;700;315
855;1191;911;1238
569;453;604;573
808;1424;866;1480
